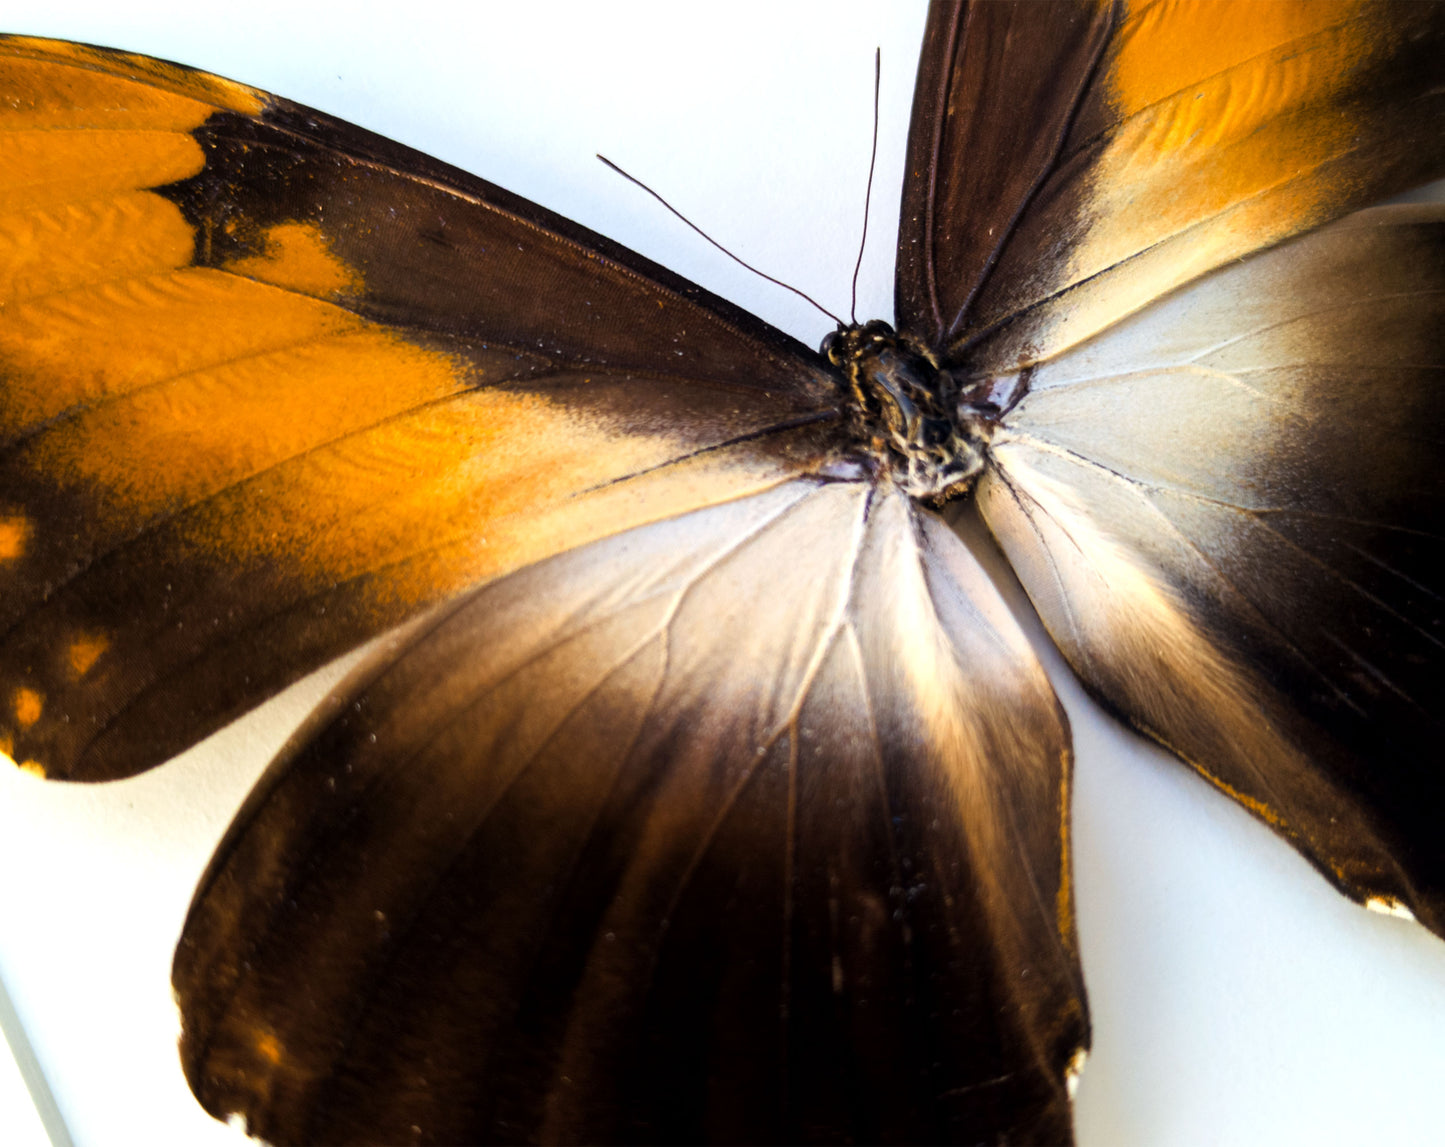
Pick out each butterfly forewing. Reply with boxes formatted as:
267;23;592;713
0;36;841;782
898;0;1445;368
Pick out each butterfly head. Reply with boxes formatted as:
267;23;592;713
822;320;987;506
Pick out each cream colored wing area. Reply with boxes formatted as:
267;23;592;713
173;478;1084;1146
980;204;1445;932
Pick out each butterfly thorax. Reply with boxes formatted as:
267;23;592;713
823;320;986;504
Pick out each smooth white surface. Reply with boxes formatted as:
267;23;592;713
0;992;53;1147
0;3;1443;1145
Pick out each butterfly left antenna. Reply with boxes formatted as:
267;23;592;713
850;48;882;326
596;155;844;326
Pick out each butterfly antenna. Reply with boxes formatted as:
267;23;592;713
850;48;882;325
597;155;843;326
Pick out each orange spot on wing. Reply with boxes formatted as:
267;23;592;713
225;221;364;298
254;1031;284;1065
0;740;41;779
67;634;109;679
13;687;43;729
0;516;29;559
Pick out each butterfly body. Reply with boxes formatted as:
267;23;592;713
825;319;987;501
1;2;1444;1144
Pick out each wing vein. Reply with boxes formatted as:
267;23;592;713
998;433;1376;714
909;507;1074;983
67;478;813;770
658;485;873;933
989;459;1321;838
1056;11;1362;166
842;617;908;905
1179;290;1445;366
197;487;818;1085
0;323;472;458
304;623;676;1133
1343;540;1443;602
568;410;840;500
954;130;1400;360
1319;628;1432;716
918;0;969;341
986;464;1094;675
192;131;831;382
1004;428;1443;537
1004;429;1443;654
4;387;818;658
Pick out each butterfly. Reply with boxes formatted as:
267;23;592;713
0;2;1439;1144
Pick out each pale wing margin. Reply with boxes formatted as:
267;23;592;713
981;204;1445;933
172;478;1084;1146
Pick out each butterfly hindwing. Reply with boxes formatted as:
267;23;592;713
979;203;1445;932
172;481;1085;1145
0;36;841;781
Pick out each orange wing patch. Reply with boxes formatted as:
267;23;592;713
226;222;364;297
12;687;42;729
0;516;29;559
0;38;264;126
973;0;1440;369
0;37;808;620
1061;0;1371;321
1109;0;1362;113
0;37;261;213
0;271;364;436
0;37;828;783
0;191;195;303
66;634;109;680
0;128;206;215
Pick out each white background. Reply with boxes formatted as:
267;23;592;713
1;3;1444;1145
